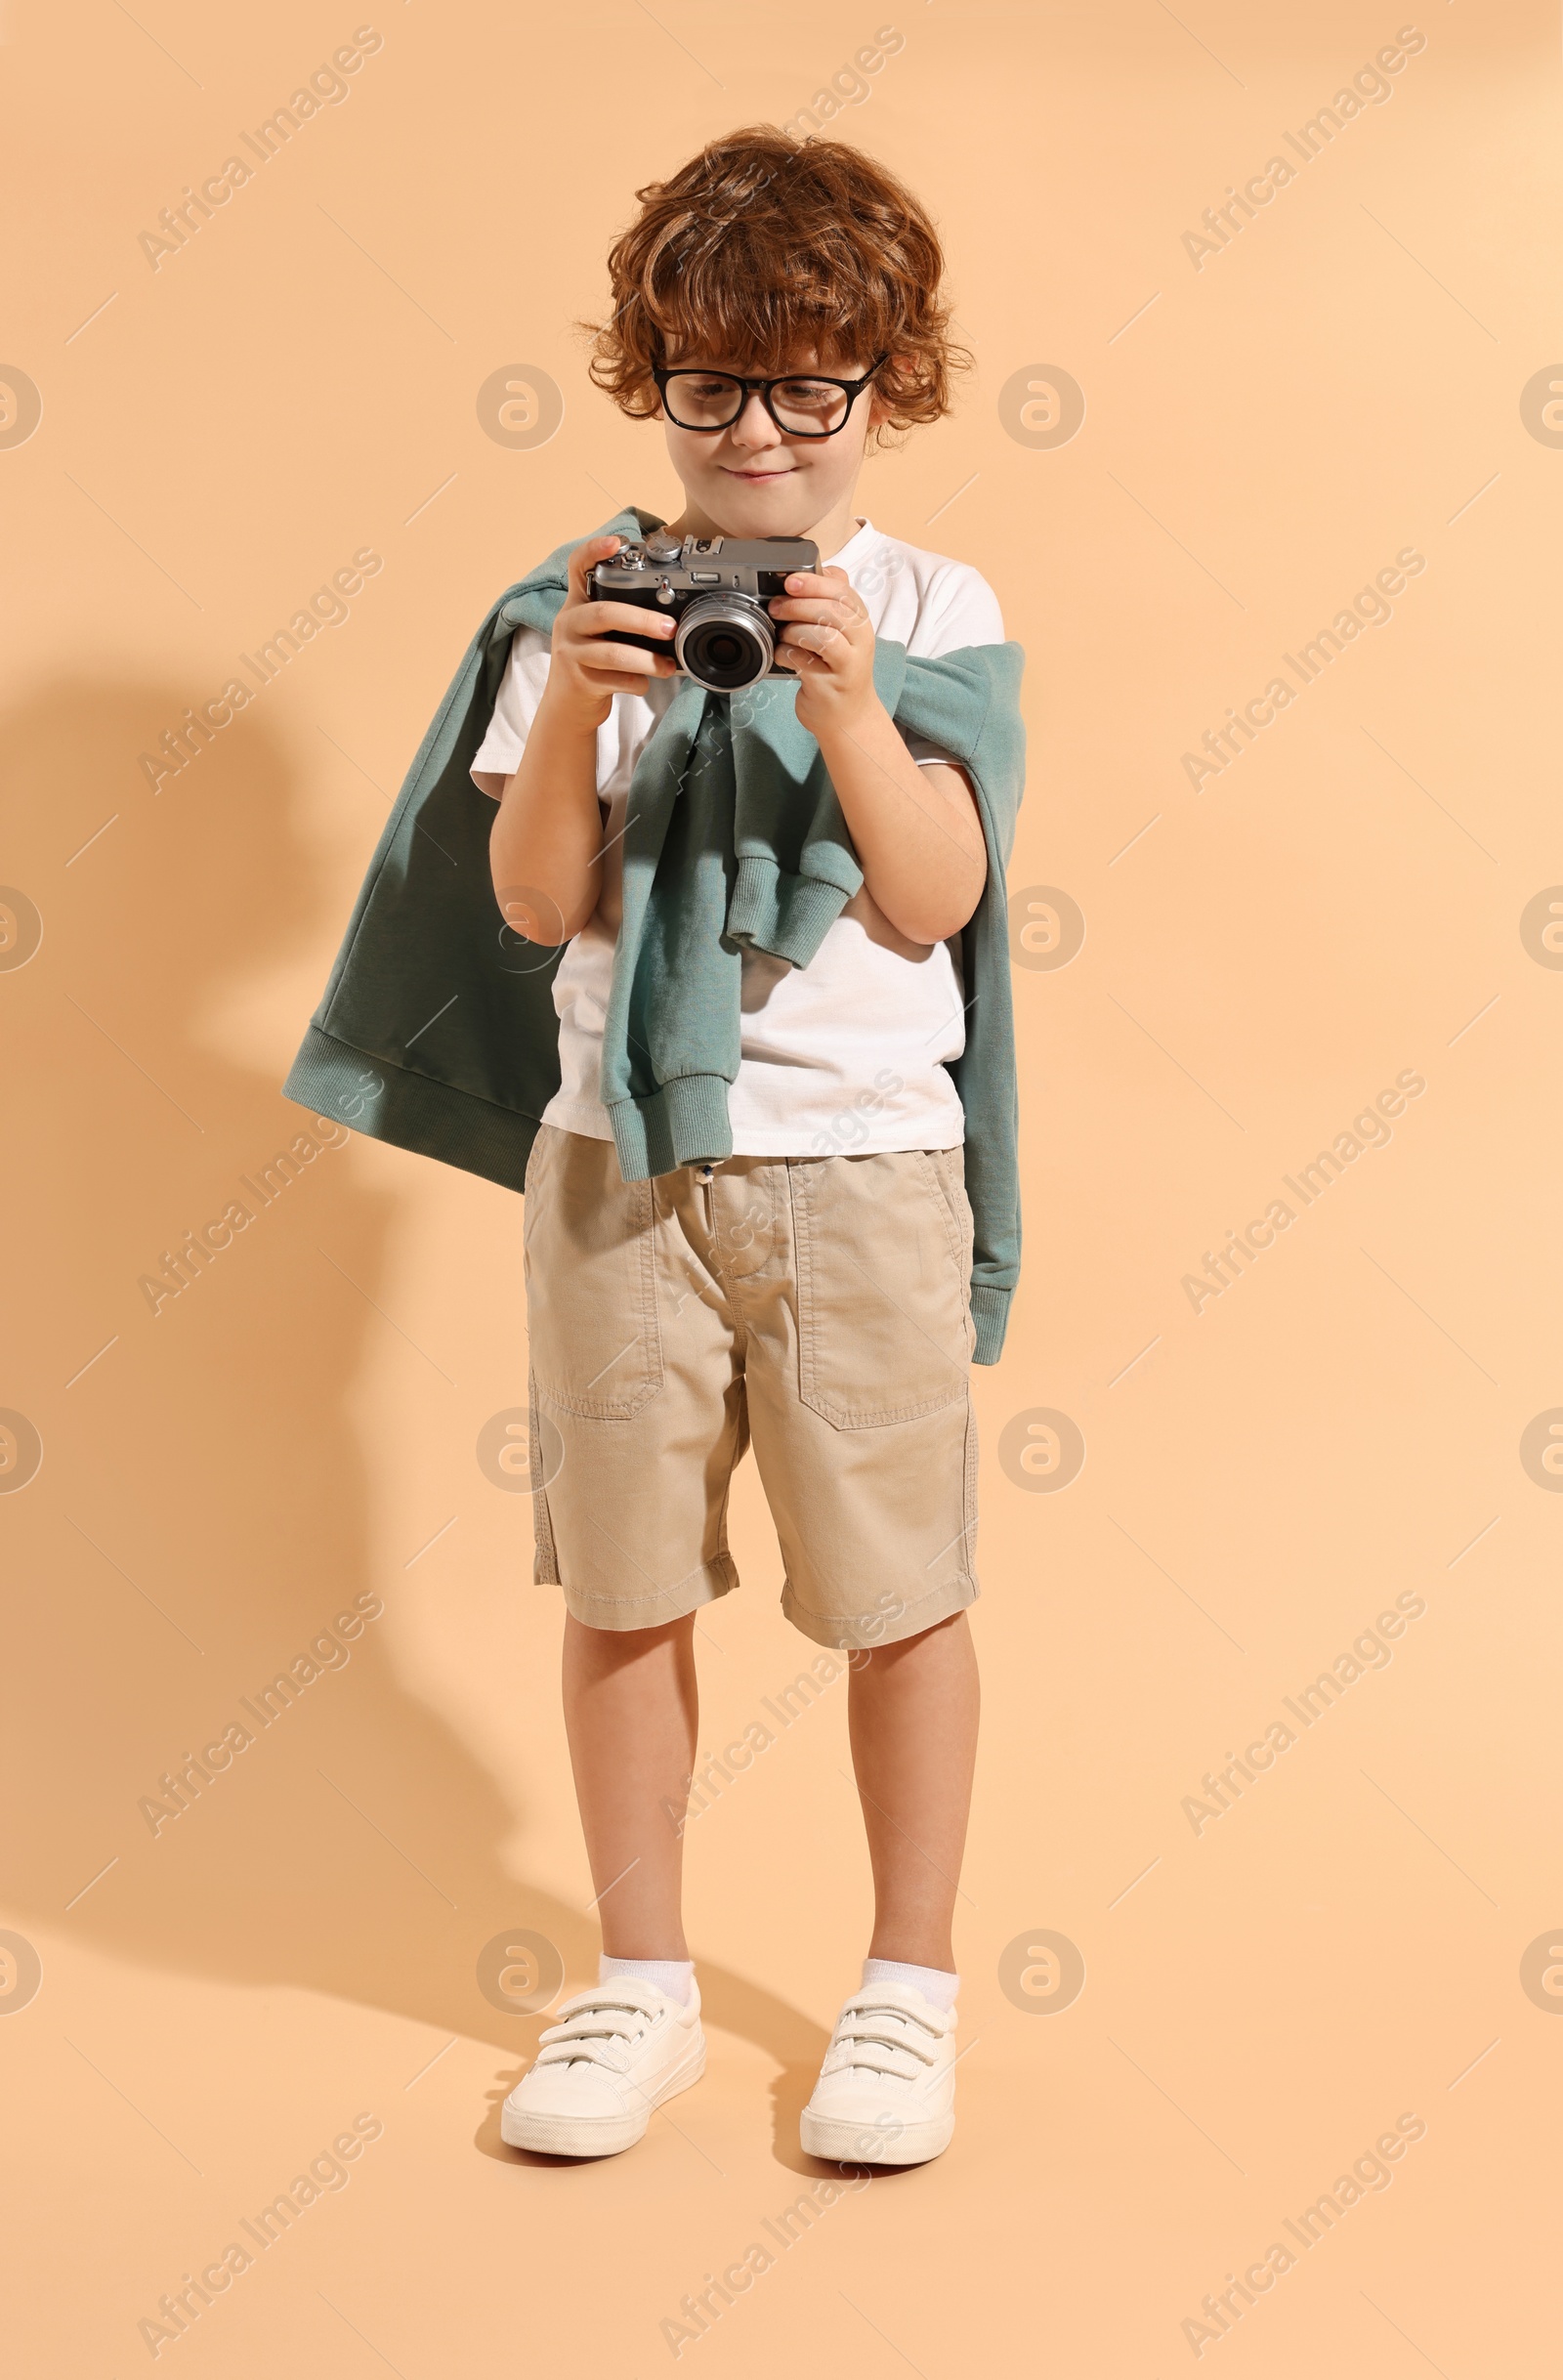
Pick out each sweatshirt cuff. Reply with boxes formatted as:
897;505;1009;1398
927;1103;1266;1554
969;1283;1012;1367
607;1074;734;1180
727;855;857;968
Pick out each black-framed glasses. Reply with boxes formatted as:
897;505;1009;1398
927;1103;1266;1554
652;355;889;439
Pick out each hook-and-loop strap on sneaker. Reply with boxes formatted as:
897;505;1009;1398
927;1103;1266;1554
500;1978;705;2157
799;1981;958;2165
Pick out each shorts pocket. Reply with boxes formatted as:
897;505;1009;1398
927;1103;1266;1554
921;1146;976;1317
788;1151;971;1430
524;1127;663;1420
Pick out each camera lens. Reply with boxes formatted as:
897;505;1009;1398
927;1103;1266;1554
676;595;772;691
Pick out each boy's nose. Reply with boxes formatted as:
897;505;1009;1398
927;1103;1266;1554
729;392;783;447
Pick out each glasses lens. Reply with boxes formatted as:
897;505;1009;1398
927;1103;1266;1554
664;372;743;428
770;377;852;435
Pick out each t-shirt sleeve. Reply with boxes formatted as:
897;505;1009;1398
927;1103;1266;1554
469;625;553;797
917;562;1006;657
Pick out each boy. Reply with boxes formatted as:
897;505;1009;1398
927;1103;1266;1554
286;126;1024;2165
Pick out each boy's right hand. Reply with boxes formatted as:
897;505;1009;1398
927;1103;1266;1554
541;533;680;727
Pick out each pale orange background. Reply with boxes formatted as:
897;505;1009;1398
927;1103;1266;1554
3;2;1559;2372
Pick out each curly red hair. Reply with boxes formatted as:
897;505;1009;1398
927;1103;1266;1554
580;125;971;448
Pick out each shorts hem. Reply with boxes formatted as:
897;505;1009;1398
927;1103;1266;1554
780;1570;979;1652
555;1553;740;1633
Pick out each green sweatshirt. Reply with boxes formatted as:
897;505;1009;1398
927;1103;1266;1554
284;506;1027;1360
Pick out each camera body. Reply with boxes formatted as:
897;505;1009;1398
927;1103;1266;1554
588;531;819;693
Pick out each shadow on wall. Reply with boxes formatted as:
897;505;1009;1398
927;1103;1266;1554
2;678;825;2143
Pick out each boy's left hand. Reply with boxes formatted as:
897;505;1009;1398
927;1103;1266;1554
768;567;878;735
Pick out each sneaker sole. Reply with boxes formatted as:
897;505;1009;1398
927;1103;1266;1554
799;2105;954;2166
500;2035;706;2158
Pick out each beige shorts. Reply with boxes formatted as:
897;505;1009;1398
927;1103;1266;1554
522;1126;980;1650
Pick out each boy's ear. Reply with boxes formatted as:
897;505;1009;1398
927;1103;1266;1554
868;354;912;425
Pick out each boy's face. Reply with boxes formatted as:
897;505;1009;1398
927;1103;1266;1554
655;345;890;542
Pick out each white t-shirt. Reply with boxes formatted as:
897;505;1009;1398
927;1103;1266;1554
471;518;1005;1156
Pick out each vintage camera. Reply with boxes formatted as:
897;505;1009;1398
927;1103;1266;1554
588;531;819;693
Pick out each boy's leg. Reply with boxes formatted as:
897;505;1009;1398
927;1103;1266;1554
800;1610;976;2164
503;1138;745;2155
721;1145;981;2162
848;1612;979;1972
562;1611;698;1959
501;1611;708;2157
527;1126;749;1962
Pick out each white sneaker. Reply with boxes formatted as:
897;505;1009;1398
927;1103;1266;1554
799;1980;958;2165
500;1976;705;2157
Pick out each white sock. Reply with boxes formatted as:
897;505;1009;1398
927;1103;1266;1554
862;1956;959;2013
599;1953;695;2006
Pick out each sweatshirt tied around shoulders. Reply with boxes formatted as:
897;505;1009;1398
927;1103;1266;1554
283;507;1027;1363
